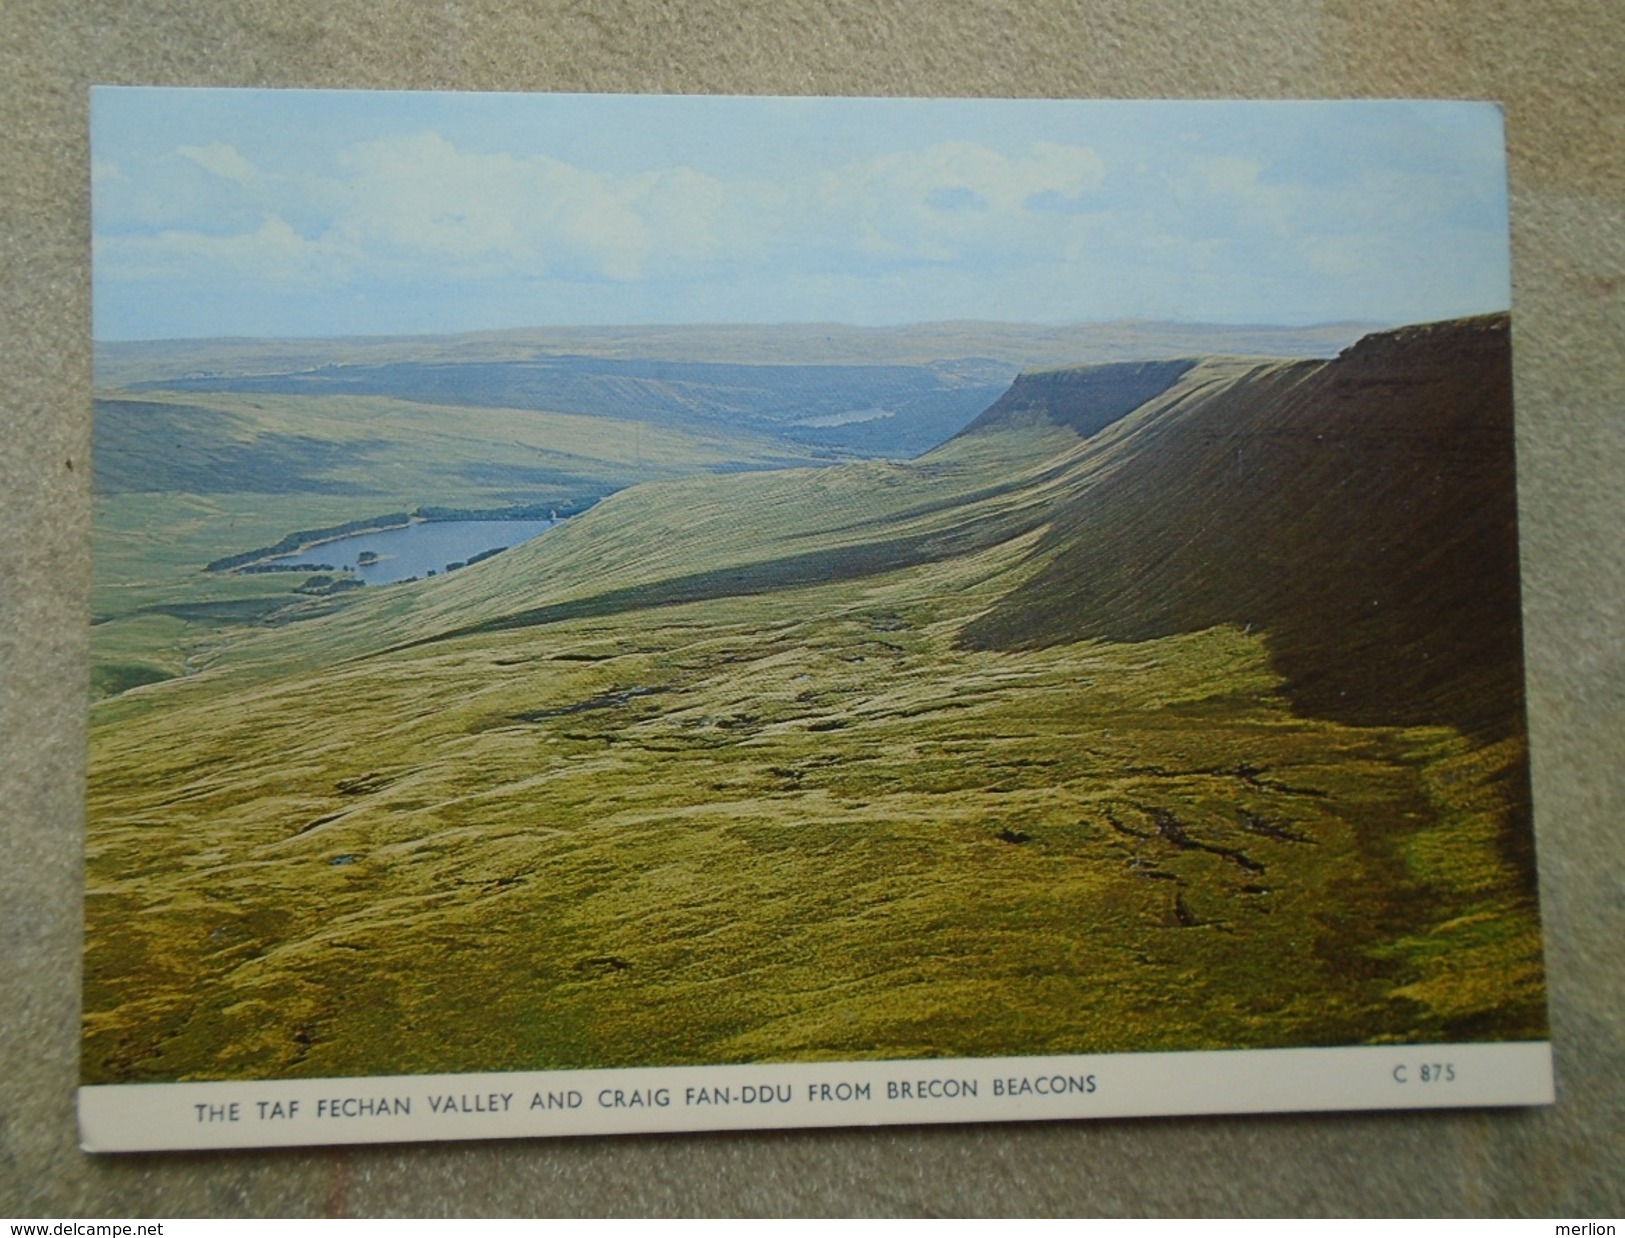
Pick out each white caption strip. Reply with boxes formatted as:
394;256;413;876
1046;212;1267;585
80;1041;1554;1152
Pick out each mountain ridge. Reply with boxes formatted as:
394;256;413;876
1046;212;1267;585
957;313;1524;744
378;313;1526;751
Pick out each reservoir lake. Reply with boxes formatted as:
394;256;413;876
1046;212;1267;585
272;518;559;585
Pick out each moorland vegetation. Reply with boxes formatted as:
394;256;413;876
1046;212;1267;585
83;317;1544;1083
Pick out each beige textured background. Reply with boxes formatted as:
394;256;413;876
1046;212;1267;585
3;0;1622;1218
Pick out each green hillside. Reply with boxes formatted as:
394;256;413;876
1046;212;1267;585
83;318;1545;1084
89;386;835;695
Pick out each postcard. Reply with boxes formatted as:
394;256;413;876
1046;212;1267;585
82;90;1552;1151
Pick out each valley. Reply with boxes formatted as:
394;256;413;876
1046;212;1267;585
82;316;1546;1083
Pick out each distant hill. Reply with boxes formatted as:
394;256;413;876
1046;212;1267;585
956;314;1526;746
121;356;1014;461
94;320;1380;466
94;319;1375;385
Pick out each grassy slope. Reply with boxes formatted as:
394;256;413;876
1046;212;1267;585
89;399;1097;704
98;358;1276;697
84;329;1545;1083
84;550;1542;1082
90;387;832;693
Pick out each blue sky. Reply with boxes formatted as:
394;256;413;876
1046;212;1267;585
91;91;1511;341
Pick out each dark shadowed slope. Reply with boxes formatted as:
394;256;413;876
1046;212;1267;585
957;314;1526;747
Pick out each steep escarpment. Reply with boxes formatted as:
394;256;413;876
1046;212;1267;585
959;314;1527;746
955;358;1199;440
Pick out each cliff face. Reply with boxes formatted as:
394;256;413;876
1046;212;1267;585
956;358;1199;440
959;314;1527;748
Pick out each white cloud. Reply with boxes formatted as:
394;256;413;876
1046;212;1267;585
96;215;351;286
103;131;1114;295
176;142;258;186
310;130;756;283
90;101;1509;337
853;141;1104;212
814;141;1107;263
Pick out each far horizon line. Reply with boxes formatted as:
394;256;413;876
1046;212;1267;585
92;314;1432;348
